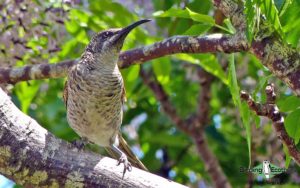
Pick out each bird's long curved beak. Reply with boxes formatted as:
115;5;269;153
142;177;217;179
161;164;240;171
112;19;151;44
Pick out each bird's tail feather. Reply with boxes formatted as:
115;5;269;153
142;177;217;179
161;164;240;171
105;133;148;171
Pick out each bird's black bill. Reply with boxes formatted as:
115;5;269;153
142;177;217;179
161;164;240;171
112;19;151;44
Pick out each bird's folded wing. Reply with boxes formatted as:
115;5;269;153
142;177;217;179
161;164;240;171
63;80;68;108
106;133;148;171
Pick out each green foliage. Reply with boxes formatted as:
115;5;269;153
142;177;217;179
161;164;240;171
176;54;228;85
260;0;285;37
277;95;300;112
281;0;300;46
285;109;300;144
244;0;293;41
14;81;41;114
245;0;259;42
153;7;215;25
227;54;251;165
154;7;232;34
152;58;171;85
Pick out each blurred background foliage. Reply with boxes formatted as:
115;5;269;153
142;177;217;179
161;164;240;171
1;0;300;187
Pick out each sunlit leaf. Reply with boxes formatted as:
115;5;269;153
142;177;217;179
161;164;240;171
283;144;291;168
228;54;251;166
175;54;228;85
127;65;140;82
277;95;300;112
75;30;89;45
183;24;211;35
245;0;258;42
152;58;171;85
223;19;236;34
285;109;300;144
153;8;214;25
259;0;285;38
275;0;293;16
14;81;40;114
185;8;215;25
228;54;240;106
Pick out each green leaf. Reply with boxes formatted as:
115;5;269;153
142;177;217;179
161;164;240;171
185;8;215;25
58;39;77;58
241;101;251;166
75;29;89;45
275;0;293;16
277;95;300;112
285;109;300;144
65;19;80;34
152;58;171;85
145;133;190;147
89;0;134;25
228;54;240;107
228;54;251;166
153;7;214;25
183;24;211;35
175;54;228;85
245;0;256;42
127;65;140;82
69;9;89;27
283;144;291;168
153;7;235;33
14;81;40;114
260;0;285;38
223;19;236;34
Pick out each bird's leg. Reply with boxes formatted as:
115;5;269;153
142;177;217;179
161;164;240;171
71;137;89;150
110;144;132;177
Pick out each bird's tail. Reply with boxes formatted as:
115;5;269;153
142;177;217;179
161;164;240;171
106;133;148;171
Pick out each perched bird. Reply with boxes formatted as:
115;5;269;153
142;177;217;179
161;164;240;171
63;19;150;175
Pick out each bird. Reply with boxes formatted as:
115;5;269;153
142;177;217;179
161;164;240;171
63;19;150;176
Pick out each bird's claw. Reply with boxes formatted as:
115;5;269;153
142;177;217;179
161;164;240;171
117;154;132;178
71;137;88;150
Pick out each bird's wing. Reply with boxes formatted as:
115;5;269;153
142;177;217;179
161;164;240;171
118;133;148;171
63;80;68;108
105;133;148;171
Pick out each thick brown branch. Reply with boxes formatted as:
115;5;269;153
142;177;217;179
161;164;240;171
0;34;247;84
140;68;231;188
194;69;215;129
194;132;231;188
240;84;300;164
0;88;186;188
251;38;300;96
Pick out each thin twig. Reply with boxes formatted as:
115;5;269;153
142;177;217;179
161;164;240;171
241;84;300;164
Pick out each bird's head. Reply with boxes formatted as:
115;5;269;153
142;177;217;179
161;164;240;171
85;19;151;59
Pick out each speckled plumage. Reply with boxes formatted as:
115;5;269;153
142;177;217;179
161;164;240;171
63;20;151;174
65;51;124;147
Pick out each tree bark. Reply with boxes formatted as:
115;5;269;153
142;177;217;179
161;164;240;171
0;88;187;188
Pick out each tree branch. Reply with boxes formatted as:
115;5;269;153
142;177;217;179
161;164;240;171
0;88;187;188
140;67;231;188
240;84;300;165
0;34;247;84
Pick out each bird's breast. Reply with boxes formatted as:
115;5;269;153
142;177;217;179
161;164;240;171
66;64;124;147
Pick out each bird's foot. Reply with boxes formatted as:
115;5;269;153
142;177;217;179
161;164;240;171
71;137;89;150
117;153;132;178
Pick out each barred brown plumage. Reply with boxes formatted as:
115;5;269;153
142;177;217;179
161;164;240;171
63;19;151;176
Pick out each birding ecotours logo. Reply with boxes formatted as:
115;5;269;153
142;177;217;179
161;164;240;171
240;160;286;180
